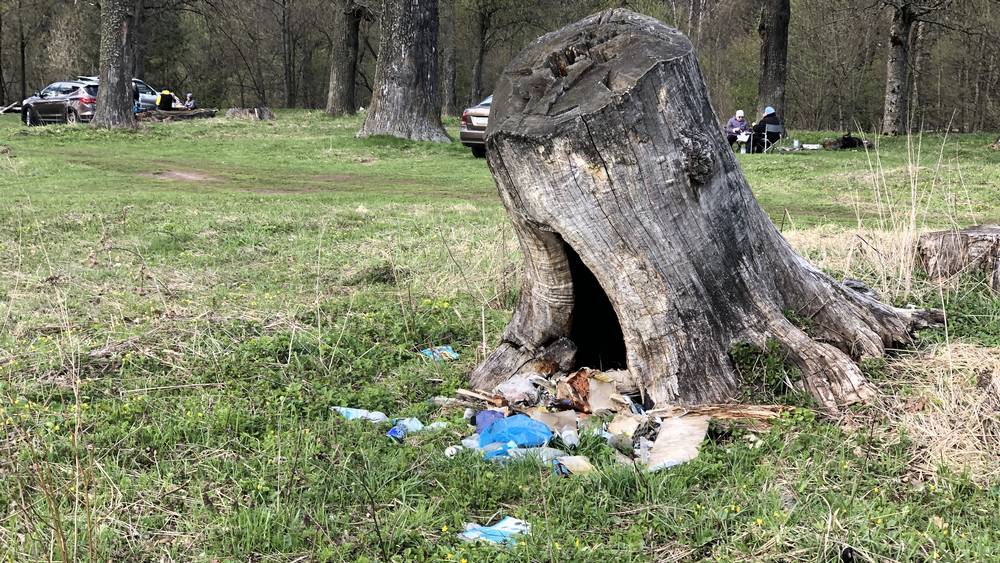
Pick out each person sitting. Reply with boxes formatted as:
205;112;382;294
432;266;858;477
155;89;181;111
183;93;197;110
750;106;782;153
725;109;749;147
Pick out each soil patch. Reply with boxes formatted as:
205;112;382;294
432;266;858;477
140;170;222;182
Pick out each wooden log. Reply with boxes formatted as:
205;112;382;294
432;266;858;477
918;225;1000;292
137;109;218;122
471;9;942;411
225;107;275;120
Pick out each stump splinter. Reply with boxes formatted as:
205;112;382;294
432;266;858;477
472;9;943;411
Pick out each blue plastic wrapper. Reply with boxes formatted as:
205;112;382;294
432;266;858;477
386;425;407;442
479;414;553;457
419;345;459;361
474;410;505;434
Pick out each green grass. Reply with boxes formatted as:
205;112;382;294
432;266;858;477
1;111;999;561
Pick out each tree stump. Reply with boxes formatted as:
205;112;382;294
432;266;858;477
225;107;275;120
137;109;218;122
471;9;942;411
918;225;1000;292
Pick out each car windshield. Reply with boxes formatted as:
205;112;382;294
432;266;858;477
85;85;98;96
480;96;493;107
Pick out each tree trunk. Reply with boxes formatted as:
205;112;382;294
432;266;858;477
470;8;489;105
439;0;458;116
18;0;26;103
357;0;449;141
472;9;942;411
756;0;789;121
129;0;146;79
325;0;361;115
908;20;926;126
918;225;1000;293
281;0;297;108
882;3;914;135
0;11;6;106
93;0;136;128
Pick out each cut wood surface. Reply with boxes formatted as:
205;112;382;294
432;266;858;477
471;9;942;411
137;109;218;122
918;225;1000;292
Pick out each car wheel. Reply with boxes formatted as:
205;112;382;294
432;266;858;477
66;109;79;125
471;146;487;159
23;107;40;127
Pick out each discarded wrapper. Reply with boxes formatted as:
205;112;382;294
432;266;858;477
459;516;531;545
332;406;389;423
552;455;596;476
420;345;459;361
645;416;710;472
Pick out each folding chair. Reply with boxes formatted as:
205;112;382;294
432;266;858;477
762;124;784;153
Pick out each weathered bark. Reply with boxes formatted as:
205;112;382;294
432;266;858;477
92;0;136;129
472;9;942;411
756;0;789;121
439;0;458;116
918;226;1000;292
470;8;489;104
325;0;361;115
225;107;275;120
137;109;217;122
882;3;914;135
17;0;26;103
357;0;450;141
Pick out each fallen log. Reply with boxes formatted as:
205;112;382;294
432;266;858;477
471;9;942;412
137;109;217;122
918;225;1000;292
225;107;275;120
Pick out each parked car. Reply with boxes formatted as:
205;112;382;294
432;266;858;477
460;95;492;158
77;76;160;111
21;81;98;125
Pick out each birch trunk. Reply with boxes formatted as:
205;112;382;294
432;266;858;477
357;0;449;141
92;0;136;129
472;9;942;411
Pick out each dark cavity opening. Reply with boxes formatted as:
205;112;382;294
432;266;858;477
564;242;627;371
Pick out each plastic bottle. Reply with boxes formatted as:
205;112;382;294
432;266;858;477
559;426;580;449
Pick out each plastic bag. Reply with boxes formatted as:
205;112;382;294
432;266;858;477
479;414;552;450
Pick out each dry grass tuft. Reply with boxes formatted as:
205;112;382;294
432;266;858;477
879;344;1000;483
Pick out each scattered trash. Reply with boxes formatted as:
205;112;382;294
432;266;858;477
553;455;596;476
475;410;506;433
494;374;542;405
526;407;580;433
332;406;389;423
420;345;459;361
479;414;553;457
558;425;579;449
429;396;472;408
386;425;408;443
425;421;448;431
394;418;425;433
587;373;621;414
555;369;592;412
445;445;465;458
461;434;481;450
459;516;531;545
507;446;566;463
645;416;710;472
607;413;644;438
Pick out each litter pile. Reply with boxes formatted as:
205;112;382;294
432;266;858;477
443;368;791;474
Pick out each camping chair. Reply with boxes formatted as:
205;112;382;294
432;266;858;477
762;124;784;153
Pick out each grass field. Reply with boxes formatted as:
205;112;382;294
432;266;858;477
1;111;999;562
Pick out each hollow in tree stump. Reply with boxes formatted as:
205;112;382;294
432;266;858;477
918;225;1000;292
471;9;943;411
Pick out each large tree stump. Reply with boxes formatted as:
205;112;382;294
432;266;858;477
225;107;275;120
918;225;1000;292
471;9;942;411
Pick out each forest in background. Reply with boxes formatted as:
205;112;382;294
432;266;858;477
1;0;998;132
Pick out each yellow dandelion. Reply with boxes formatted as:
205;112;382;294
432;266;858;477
754;518;764;526
441;525;448;533
872;486;880;493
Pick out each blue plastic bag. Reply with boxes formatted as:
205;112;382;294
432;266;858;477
479;414;553;454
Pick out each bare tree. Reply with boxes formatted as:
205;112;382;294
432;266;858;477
439;0;457;115
756;0;789;120
325;0;365;115
880;0;952;135
92;0;137;128
357;0;449;141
